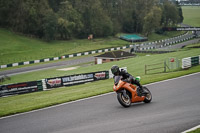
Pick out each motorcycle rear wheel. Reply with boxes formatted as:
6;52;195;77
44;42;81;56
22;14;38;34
143;87;152;103
117;92;131;108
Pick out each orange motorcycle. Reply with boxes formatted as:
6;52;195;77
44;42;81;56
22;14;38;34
113;76;152;107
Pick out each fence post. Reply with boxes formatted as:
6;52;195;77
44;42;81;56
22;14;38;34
37;80;43;91
164;61;166;73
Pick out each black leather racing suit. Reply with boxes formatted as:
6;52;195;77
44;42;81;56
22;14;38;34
114;69;142;89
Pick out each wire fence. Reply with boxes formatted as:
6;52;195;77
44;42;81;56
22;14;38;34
145;58;181;75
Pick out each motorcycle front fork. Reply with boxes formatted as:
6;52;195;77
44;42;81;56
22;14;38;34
122;89;129;99
136;86;142;96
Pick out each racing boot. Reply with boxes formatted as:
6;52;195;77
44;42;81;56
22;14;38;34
138;86;148;95
133;79;148;96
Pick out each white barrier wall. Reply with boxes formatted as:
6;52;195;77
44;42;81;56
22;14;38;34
182;55;200;69
182;57;191;69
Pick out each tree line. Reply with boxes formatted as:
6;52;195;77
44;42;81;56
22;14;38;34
0;0;183;41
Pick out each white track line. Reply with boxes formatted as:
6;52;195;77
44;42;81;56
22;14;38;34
0;72;200;120
181;125;200;133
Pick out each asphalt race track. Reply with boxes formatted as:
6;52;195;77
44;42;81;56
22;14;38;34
0;56;94;76
0;73;200;133
158;38;200;50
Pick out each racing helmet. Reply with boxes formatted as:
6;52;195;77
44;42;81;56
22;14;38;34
111;65;120;75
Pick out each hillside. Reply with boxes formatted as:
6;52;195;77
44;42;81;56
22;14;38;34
182;6;200;27
0;28;125;65
0;28;183;66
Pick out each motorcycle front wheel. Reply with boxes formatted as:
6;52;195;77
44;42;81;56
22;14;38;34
143;87;152;103
117;91;131;108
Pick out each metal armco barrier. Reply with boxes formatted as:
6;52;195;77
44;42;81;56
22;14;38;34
0;81;43;97
182;55;200;69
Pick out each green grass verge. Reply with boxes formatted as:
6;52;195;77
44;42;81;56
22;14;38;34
0;47;200;117
147;31;186;41
185;43;200;49
182;6;200;27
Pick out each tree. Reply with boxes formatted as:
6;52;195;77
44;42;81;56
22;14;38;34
161;0;179;26
100;0;125;34
0;0;52;38
43;10;58;41
72;0;113;38
48;0;64;12
57;1;83;39
143;6;162;36
178;7;184;23
0;0;183;40
175;2;184;23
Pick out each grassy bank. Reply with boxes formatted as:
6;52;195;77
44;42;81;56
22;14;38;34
0;28;125;65
0;47;200;117
182;6;200;27
0;28;184;66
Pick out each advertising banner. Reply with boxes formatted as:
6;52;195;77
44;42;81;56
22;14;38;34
45;78;62;89
163;27;200;31
94;71;109;81
61;71;109;87
0;71;109;96
62;73;94;86
0;81;39;97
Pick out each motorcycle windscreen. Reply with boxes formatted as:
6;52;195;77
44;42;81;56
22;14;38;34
114;76;122;85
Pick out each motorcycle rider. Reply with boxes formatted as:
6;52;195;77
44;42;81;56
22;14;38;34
111;65;147;95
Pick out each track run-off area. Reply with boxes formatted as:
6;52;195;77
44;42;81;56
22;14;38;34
0;72;200;133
